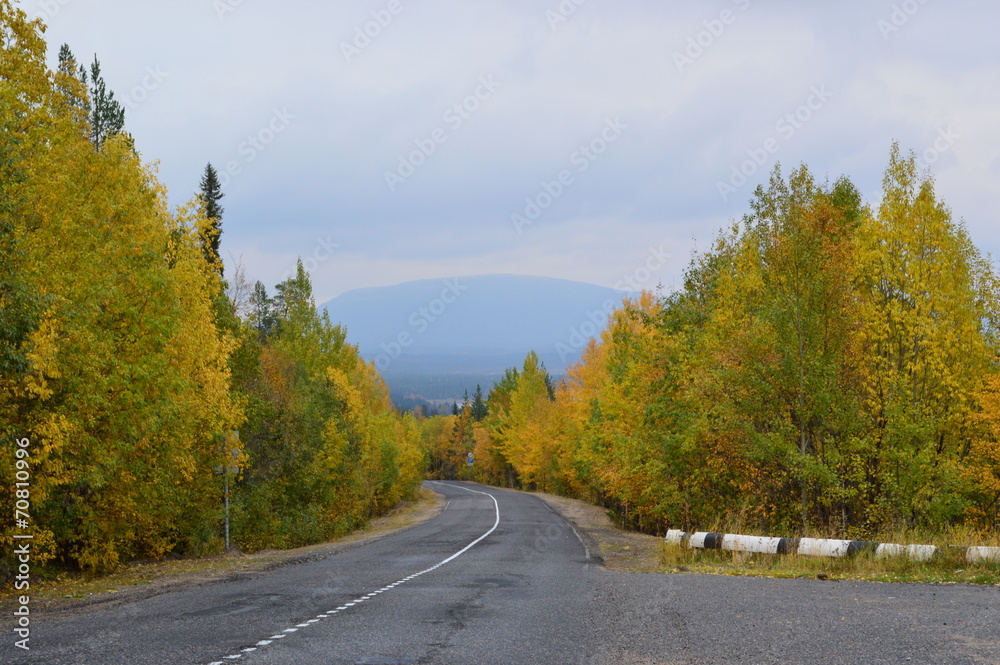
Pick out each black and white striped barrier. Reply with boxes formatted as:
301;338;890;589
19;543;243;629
665;530;1000;564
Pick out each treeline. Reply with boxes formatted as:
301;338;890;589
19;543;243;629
230;266;425;552
1;4;423;576
427;147;1000;539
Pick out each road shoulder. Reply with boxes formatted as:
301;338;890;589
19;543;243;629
530;491;664;573
7;487;445;619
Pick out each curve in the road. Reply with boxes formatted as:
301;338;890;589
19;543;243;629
206;483;499;665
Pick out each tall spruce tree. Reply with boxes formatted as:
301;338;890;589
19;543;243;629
198;163;225;273
87;55;125;149
57;43;76;76
471;385;488;421
56;44;89;114
249;281;279;341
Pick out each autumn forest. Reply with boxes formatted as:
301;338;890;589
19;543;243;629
4;2;1000;581
431;150;1000;541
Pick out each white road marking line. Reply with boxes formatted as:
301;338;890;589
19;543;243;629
256;641;272;646
296;623;310;627
206;483;500;665
242;648;257;652
428;483;501;568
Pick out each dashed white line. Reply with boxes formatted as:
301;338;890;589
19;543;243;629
204;483;500;665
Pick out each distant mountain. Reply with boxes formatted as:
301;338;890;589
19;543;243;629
320;275;631;399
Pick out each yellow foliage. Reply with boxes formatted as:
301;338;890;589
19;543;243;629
1;8;243;570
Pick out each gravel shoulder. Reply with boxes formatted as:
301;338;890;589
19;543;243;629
530;491;665;573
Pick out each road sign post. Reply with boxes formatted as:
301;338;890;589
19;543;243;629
214;433;241;550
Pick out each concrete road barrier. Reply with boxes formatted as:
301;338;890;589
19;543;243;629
666;529;958;562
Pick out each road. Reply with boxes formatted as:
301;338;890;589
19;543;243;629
4;482;1000;664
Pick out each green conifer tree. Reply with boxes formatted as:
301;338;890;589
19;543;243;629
55;44;89;114
198;163;225;273
471;384;488;421
87;55;125;150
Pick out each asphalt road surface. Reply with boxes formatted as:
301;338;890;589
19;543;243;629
4;482;1000;664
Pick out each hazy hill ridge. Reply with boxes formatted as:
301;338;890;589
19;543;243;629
321;274;632;377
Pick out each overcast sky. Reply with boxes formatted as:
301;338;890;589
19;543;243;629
30;0;1000;303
